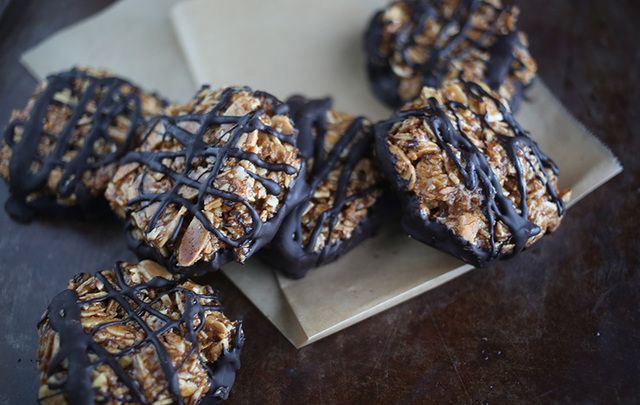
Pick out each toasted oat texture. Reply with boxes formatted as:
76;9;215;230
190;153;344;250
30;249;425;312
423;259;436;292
37;260;244;405
374;79;570;266
0;67;164;222
105;86;305;275
365;0;537;109
263;97;386;278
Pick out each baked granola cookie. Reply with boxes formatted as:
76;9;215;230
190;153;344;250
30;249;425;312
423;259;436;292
263;96;386;278
0;67;165;222
365;0;537;109
374;79;570;266
37;260;244;405
105;86;307;275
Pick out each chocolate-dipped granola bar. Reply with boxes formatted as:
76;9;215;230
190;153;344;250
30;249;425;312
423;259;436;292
37;260;244;404
105;86;307;275
0;67;164;222
365;0;537;109
263;96;386;278
374;79;570;266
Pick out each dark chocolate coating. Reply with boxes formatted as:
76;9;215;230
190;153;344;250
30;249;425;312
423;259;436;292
374;80;564;266
364;0;531;109
262;96;386;279
39;262;244;404
1;68;155;222
122;86;308;276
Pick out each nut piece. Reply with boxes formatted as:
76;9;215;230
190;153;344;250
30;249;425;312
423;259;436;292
375;79;570;266
264;97;386;278
0;67;164;221
105;86;305;274
37;260;244;405
365;0;537;109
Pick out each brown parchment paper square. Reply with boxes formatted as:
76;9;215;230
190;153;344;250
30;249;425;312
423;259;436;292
172;0;621;347
19;0;622;348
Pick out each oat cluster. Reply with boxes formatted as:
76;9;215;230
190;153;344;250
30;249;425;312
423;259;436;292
384;80;570;254
37;260;241;405
300;110;381;253
105;87;303;269
372;0;537;105
0;67;163;207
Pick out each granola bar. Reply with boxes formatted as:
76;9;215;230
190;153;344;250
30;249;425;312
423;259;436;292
37;260;244;404
105;86;306;275
0;67;165;222
365;0;537;109
374;79;570;266
262;96;386;278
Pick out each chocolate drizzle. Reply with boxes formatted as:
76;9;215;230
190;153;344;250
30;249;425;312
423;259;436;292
122;86;307;275
374;80;564;266
2;68;151;222
39;262;244;404
365;0;532;109
263;96;386;279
